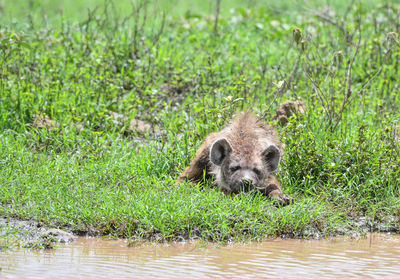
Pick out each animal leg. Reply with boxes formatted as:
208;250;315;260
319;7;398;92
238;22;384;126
262;176;293;206
177;144;210;185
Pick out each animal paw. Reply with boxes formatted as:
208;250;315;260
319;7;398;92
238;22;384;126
273;194;293;206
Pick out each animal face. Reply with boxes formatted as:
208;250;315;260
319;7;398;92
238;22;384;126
210;138;281;193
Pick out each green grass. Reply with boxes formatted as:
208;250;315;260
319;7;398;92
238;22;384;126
1;0;400;243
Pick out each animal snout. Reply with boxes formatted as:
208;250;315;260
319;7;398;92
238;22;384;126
240;178;254;191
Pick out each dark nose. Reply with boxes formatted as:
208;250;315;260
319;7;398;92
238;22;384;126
240;178;254;191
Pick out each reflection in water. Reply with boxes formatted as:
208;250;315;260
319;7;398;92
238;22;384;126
1;234;400;278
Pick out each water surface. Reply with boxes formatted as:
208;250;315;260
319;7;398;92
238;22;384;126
1;234;400;278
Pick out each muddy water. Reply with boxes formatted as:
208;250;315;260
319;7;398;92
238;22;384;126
1;234;400;278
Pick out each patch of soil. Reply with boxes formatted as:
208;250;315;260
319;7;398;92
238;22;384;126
108;111;154;135
31;114;84;132
32;114;60;131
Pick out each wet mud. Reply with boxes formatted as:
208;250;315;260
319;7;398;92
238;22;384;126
0;218;76;249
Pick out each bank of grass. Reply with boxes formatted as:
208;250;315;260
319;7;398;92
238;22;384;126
0;0;400;243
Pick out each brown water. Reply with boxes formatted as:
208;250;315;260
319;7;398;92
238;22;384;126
1;234;400;278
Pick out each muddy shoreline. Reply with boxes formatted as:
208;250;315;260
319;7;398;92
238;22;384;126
0;217;77;249
1;216;399;249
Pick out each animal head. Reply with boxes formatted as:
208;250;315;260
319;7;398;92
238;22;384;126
210;138;281;193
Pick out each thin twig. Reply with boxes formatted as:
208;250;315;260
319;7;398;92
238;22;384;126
260;83;285;121
214;0;221;35
304;70;331;119
334;16;362;130
260;49;302;120
344;58;386;112
303;1;355;44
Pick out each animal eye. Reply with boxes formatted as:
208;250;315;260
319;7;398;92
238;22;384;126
253;168;262;176
230;166;240;172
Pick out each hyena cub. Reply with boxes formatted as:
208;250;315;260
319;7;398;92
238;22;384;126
177;112;292;206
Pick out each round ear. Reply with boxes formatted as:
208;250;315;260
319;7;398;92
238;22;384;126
262;144;281;172
210;138;232;166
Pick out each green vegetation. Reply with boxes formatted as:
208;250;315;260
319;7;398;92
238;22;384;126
0;224;20;251
1;0;400;243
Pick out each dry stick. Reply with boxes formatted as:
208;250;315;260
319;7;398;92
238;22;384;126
304;70;331;120
304;0;355;44
214;0;221;35
302;3;365;131
121;9;135;26
321;59;339;93
343;0;356;24
132;0;148;59
333;39;394;131
153;12;166;44
311;12;348;40
388;32;400;47
81;6;99;29
260;84;284;121
260;49;303;121
344;48;390;115
139;1;148;36
285;53;302;97
302;50;330;112
132;2;141;58
333;17;362;131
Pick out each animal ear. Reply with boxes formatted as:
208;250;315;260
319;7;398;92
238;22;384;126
262;144;281;172
210;138;232;166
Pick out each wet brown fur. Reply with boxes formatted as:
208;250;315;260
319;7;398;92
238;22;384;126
177;112;292;205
